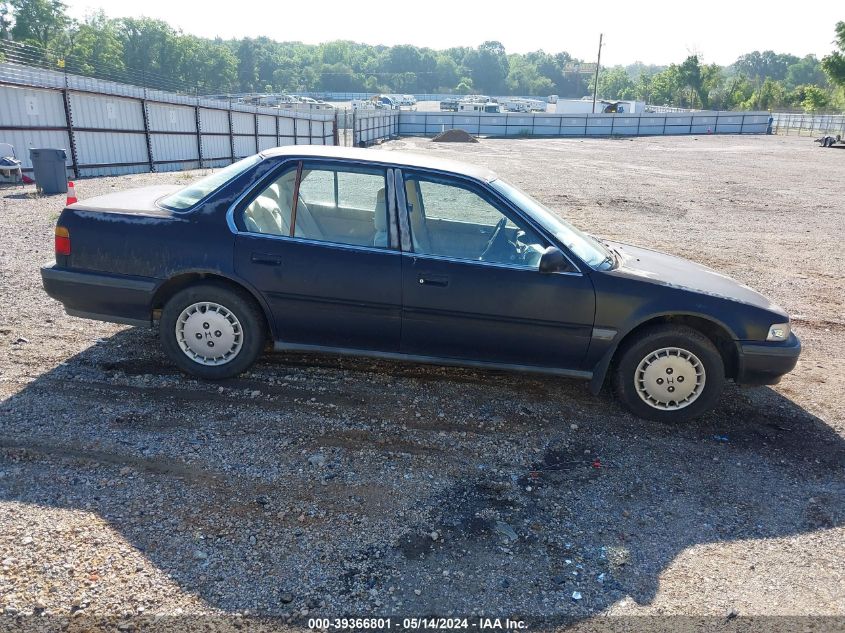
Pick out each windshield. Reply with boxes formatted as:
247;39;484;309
490;179;613;269
160;155;262;210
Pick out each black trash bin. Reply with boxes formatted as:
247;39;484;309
29;148;68;194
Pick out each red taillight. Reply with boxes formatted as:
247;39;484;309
55;226;70;256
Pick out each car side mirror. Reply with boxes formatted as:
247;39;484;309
539;246;569;273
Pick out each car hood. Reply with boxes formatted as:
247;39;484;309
69;185;182;216
607;241;787;317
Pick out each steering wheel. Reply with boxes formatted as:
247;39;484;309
479;217;509;262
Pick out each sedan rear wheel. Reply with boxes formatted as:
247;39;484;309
176;301;243;366
613;324;725;422
160;282;265;379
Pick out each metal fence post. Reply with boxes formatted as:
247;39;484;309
228;106;235;161
333;109;339;146
352;109;357;147
195;104;203;169
254;110;259;154
61;88;80;179
141;97;155;172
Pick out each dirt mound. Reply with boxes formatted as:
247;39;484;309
432;128;479;143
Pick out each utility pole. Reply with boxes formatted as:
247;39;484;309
591;33;603;114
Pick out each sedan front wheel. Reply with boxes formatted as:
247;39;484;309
613;324;725;422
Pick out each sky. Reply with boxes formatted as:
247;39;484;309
64;0;844;66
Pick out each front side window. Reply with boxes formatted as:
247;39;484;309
241;162;390;249
403;176;547;268
490;179;611;270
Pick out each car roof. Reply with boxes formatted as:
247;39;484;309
260;146;498;182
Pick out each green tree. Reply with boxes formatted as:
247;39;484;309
117;18;186;88
434;55;459;92
733;50;799;83
455;77;473;94
590;66;635;100
236;38;259;91
463;41;509;94
710;74;754;110
0;3;12;40
742;78;787;110
791;84;831;112
649;65;681;105
678;55;708;108
507;54;554;95
66;11;124;76
785;55;827;89
822;21;845;88
5;0;69;48
182;36;237;93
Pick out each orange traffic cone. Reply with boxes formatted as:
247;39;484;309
66;181;77;205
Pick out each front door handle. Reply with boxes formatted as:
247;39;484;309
251;253;282;266
418;273;449;287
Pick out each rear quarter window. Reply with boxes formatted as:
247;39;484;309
160;155;262;210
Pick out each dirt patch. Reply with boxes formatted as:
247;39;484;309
432;128;478;143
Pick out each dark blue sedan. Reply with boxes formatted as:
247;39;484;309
41;147;800;421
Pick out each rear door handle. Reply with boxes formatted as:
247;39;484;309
418;273;449;287
251;253;282;266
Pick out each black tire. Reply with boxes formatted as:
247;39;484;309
159;282;266;379
612;324;726;422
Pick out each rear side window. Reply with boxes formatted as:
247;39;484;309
160;155;261;210
242;168;297;236
241;162;391;249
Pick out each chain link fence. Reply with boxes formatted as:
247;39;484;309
771;113;845;137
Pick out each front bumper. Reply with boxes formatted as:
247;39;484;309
41;264;156;327
735;332;801;385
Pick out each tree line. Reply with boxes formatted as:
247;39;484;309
1;0;843;112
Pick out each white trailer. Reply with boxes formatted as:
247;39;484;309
458;102;501;114
499;98;532;113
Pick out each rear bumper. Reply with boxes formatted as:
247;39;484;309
735;333;801;386
41;264;156;327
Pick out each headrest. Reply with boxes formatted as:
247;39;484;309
267;182;281;201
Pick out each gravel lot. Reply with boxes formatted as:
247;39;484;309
0;134;843;631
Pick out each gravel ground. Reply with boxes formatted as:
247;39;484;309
0;134;843;631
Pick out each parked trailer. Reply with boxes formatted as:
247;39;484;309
815;134;844;148
499;98;533;113
440;98;459;112
458;102;502;114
